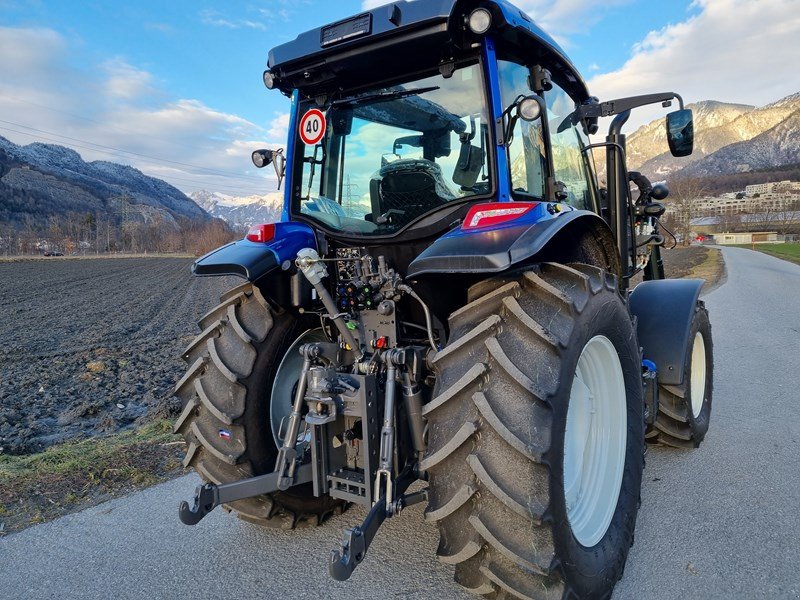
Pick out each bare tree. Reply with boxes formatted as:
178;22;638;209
666;177;710;245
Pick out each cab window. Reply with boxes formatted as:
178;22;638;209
497;60;546;199
546;82;596;211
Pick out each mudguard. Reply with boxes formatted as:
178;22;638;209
192;222;316;281
629;278;704;386
406;208;613;277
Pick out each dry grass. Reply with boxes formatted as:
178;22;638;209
0;420;185;534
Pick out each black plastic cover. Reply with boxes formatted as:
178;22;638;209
629;278;704;386
192;240;278;282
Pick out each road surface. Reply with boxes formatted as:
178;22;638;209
2;246;799;599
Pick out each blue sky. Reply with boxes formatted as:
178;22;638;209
1;0;695;127
1;0;797;196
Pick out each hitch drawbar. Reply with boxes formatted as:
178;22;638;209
178;464;314;525
180;467;428;581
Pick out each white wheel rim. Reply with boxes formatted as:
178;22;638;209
690;332;707;418
563;335;627;548
269;328;328;447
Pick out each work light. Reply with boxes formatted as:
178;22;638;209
263;70;276;89
468;8;492;34
252;149;274;168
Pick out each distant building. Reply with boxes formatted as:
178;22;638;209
715;232;781;245
745;180;800;196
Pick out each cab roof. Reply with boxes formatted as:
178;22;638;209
267;0;589;103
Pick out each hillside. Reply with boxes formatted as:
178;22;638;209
0;136;209;227
625;93;800;179
684;106;800;177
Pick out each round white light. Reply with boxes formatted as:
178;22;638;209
252;150;272;168
468;8;492;35
518;97;542;122
263;70;276;89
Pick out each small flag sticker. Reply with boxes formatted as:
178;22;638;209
218;429;232;440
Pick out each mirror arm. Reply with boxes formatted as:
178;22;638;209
577;92;685;121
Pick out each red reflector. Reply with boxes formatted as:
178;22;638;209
463;202;538;230
246;224;276;243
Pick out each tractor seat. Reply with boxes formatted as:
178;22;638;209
370;159;455;223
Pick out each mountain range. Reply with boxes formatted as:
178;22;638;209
189;190;284;230
626;92;800;179
2;91;797;231
0;135;209;227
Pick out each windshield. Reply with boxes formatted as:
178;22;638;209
292;62;492;236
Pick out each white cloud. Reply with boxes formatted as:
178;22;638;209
101;58;156;100
199;9;267;31
267;113;291;141
0;26;284;197
589;0;800;129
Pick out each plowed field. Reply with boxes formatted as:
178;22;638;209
0;258;237;454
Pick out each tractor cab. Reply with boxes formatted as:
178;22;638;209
264;0;598;241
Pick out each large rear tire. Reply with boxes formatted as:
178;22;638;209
646;303;713;448
173;282;345;528
423;263;644;599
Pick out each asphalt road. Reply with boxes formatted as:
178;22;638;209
3;246;799;600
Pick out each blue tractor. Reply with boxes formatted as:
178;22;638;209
176;2;714;597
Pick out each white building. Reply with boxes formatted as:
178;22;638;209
745;180;800;197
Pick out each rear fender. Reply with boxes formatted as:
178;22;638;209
406;206;619;277
629;279;704;386
192;221;315;282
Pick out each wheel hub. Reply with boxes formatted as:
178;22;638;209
270;328;329;447
563;335;627;547
690;331;707;418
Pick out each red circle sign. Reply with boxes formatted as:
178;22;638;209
299;109;326;145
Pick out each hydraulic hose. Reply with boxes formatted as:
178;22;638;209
296;248;361;357
398;284;438;352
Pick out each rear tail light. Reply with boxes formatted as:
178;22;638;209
246;224;276;243
463;202;538;230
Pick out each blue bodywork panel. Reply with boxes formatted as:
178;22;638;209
483;38;510;203
192;222;316;281
407;206;612;277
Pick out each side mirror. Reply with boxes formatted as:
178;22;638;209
666;109;694;157
252;148;286;190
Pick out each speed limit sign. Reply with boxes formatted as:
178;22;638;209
299;109;326;145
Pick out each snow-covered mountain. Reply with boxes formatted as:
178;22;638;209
0;135;209;225
190;190;283;230
625;93;800;179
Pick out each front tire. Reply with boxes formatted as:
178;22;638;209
423;263;644;600
647;303;713;448
173;282;345;528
